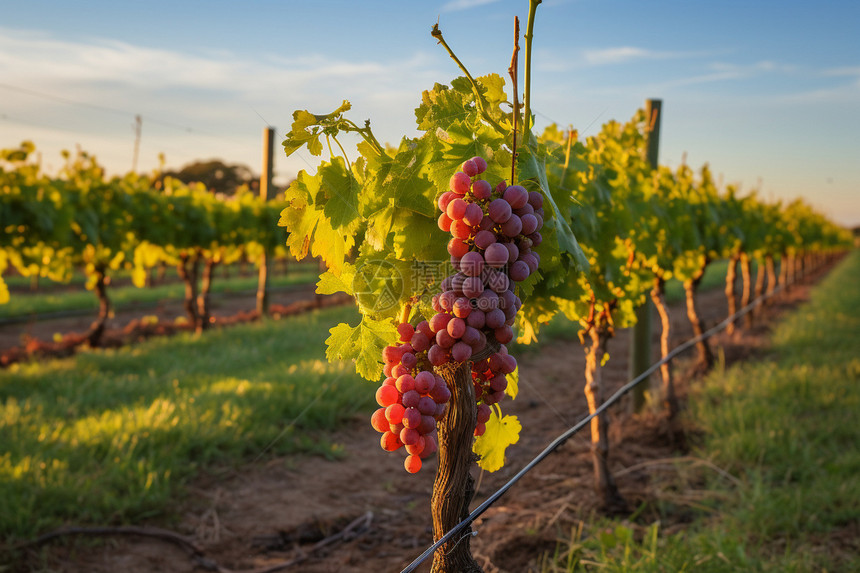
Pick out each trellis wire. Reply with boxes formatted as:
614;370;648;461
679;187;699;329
400;271;799;573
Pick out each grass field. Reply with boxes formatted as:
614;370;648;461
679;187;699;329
0;305;370;539
541;251;860;572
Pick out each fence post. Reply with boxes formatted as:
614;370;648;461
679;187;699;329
257;126;275;316
629;99;661;413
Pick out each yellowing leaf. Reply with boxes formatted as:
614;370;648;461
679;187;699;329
325;317;397;381
505;367;519;400
131;266;148;289
601;351;610;367
473;408;520;472
316;264;355;296
0;253;8;304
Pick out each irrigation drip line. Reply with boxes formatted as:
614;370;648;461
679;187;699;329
400;273;800;573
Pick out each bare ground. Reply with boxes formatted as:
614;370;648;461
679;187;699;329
6;261;843;573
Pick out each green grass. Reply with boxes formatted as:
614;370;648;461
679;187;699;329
664;258;730;303
541;250;860;572
0;263;319;320
0;304;372;540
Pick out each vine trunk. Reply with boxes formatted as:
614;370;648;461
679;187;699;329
196;257;217;334
650;277;677;419
583;327;627;513
740;253;752;329
430;361;482;573
177;252;201;326
724;253;739;335
683;271;714;373
87;264;110;347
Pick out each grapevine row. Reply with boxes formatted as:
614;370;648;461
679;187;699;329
0;143;289;343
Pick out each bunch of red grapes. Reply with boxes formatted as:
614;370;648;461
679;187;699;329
370;156;544;473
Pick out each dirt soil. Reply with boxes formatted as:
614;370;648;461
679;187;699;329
6;260;846;573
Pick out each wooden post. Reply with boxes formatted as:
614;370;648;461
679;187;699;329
257;126;275;316
132;115;142;172
629;99;661;412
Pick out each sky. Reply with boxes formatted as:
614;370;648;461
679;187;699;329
1;0;858;227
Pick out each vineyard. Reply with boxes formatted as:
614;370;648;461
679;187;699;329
0;141;313;358
1;1;858;572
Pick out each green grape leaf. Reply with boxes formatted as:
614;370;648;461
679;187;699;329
416;82;471;131
391;212;444;262
320;157;361;229
518;145;589;271
476;73;507;109
427;121;506;190
279;165;359;273
473;408;521;473
351;251;410;320
325;317;397;381
283;110;322;157
364;200;395;251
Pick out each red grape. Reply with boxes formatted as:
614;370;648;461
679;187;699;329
470;156;487;174
503;185;528;209
371;408;390;432
450;171;470;195
397;322;414;342
474;229;496;249
460;251;484;277
488;198;512;223
451;341;472;362
376;384;399;407
438;212;452;232
404;454;422;473
484;243;509;268
471;179;492;200
381;431;402;451
448;238;469;258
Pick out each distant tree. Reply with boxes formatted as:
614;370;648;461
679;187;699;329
160;160;258;196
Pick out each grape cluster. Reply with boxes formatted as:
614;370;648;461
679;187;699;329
370;321;452;473
370;156;543;473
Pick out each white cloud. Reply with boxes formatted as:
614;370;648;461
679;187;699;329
709;60;797;76
440;0;501;12
821;66;860;77
535;45;719;72
581;46;707;66
0;26;443;177
583;46;653;66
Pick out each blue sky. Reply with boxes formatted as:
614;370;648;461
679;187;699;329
1;0;858;226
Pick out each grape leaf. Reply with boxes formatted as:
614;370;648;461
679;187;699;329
279;165;359;273
416;82;469;131
518;145;589;271
283;110;323;157
316;263;356;296
505;366;519;400
473;408;521;473
320;157;361;229
0;252;8;304
325;316;397;381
